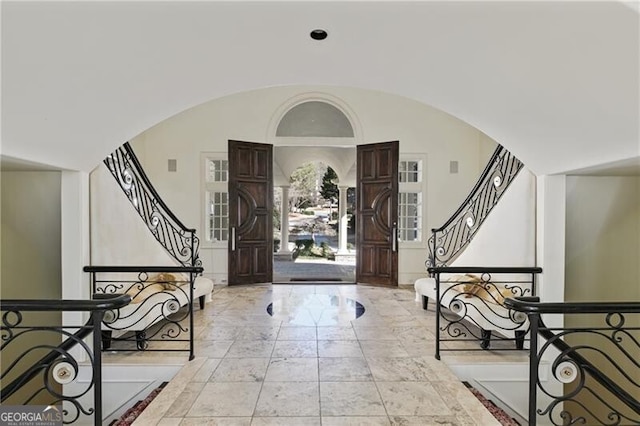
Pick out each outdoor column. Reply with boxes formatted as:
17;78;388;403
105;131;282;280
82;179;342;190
338;185;349;254
278;185;292;256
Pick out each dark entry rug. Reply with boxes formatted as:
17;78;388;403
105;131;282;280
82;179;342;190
290;277;343;281
273;279;356;284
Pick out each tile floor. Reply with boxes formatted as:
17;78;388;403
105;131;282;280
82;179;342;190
124;284;505;425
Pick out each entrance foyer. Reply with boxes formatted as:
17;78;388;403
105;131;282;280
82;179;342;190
127;283;508;424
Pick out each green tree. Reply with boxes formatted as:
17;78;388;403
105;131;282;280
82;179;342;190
289;162;319;211
320;166;338;202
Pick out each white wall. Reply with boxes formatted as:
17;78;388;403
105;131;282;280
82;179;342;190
90;164;178;267
452;169;536;267
93;86;496;284
536;175;567;307
1;171;62;297
564;176;640;423
565;176;640;301
1;171;63;404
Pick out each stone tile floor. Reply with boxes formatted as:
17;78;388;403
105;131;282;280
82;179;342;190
114;283;519;425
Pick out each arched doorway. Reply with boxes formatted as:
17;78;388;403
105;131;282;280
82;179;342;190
271;98;359;283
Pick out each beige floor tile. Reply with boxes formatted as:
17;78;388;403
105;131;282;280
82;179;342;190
321;417;391;426
254;382;320;416
351;317;387;326
320;382;385;416
277;326;317;340
179;417;252;425
187;382;261;417
272;340;318;357
210;357;269;382
376;382;452;416
251;417;321;425
164;381;206;417
192;358;223;382
317;326;357;340
265;357;319;381
366;357;435;382
244;314;282;326
156;418;183;426
195;341;234;358
392;326;435;340
353;326;399;341
318;357;372;382
132;358;206;424
199;326;242;341
360;340;410;358
398;340;438;357
225;340;275;358
236;326;280;341
430;381;501;425
318;340;364;358
389;415;476;425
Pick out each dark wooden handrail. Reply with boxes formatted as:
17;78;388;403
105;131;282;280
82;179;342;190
83;265;203;274
429;266;543;275
505;296;640;314
1;294;131;312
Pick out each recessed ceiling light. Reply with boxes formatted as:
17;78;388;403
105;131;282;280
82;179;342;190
310;29;328;41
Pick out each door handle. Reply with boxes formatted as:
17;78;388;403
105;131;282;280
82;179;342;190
231;227;236;251
392;226;397;252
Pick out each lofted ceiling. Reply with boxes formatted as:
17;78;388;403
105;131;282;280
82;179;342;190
1;1;638;175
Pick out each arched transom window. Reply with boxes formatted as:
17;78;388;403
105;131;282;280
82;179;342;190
276;101;354;138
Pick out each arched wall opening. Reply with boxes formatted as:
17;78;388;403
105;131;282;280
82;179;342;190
91;85;498;285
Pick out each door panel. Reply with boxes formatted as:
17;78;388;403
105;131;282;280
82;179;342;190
356;141;399;286
228;140;273;285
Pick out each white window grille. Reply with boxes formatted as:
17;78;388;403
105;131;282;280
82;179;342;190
399;160;421;183
398;157;424;244
398;192;421;242
203;156;228;243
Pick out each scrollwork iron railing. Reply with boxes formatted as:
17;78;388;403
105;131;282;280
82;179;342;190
427;145;523;269
84;265;207;360
428;266;541;359
104;142;201;268
505;297;640;425
0;294;131;425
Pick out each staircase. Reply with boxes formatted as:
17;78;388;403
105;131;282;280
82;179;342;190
103;142;201;268
427;145;523;269
422;145;535;421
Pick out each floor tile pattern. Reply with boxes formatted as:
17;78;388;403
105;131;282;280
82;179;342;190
124;284;504;425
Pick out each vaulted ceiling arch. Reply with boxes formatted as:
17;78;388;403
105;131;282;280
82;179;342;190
2;2;637;175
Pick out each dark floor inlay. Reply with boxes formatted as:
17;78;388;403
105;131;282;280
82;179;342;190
266;294;365;325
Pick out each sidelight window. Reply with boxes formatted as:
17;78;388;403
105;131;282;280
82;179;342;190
203;156;229;243
398;191;421;242
398;156;425;244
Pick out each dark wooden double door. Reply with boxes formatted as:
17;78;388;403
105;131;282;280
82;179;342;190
228;140;398;287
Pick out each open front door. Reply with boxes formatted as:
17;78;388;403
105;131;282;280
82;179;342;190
356;141;399;286
228;140;273;285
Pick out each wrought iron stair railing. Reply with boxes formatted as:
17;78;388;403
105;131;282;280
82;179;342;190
427;266;541;358
104;142;201;268
83;265;205;359
505;297;640;425
427;145;523;268
1;294;131;425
